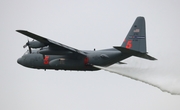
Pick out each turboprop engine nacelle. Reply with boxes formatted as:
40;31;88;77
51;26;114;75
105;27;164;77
28;41;47;48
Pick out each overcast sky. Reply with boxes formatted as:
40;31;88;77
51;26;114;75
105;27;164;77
1;0;180;110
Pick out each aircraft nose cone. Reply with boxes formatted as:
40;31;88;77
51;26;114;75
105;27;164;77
17;58;22;64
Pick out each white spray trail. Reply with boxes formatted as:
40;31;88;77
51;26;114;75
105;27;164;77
94;57;180;95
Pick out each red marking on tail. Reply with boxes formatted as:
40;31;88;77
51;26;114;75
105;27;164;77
126;40;132;49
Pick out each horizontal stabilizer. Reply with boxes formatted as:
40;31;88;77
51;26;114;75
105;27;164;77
114;46;157;60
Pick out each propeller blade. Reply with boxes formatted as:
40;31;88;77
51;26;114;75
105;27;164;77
23;39;32;53
28;45;32;53
23;44;27;48
23;39;29;48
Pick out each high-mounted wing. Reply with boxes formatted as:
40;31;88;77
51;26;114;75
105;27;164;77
16;30;87;56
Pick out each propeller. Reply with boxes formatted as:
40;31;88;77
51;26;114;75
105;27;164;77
23;39;32;53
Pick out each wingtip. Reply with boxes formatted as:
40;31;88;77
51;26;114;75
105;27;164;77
16;30;22;32
16;30;27;33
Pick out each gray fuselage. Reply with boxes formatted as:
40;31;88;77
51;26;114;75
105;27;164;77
17;48;128;71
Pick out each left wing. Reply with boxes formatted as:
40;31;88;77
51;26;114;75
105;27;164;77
16;30;87;56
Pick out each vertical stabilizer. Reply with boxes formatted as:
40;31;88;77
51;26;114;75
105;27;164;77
121;17;146;53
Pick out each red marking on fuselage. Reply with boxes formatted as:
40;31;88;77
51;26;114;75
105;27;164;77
44;56;49;65
84;57;89;65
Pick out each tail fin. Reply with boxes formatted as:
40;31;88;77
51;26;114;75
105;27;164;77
114;16;157;60
121;17;146;53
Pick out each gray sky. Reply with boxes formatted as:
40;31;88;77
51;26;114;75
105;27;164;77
1;0;180;110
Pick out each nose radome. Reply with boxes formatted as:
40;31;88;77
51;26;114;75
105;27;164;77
17;58;22;64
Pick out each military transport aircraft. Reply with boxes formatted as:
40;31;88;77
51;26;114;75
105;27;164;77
17;16;156;71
